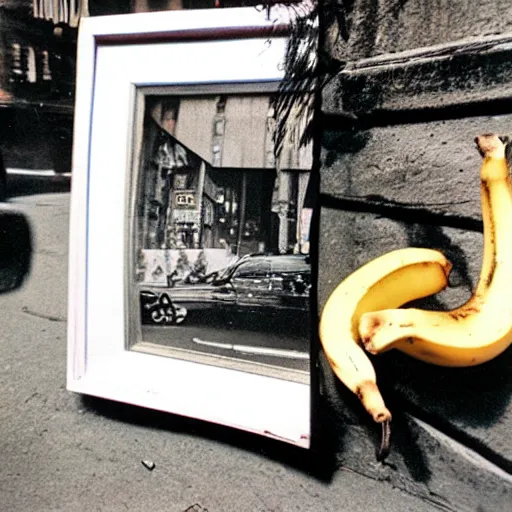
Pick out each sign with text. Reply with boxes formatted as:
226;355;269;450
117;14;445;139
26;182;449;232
174;190;196;209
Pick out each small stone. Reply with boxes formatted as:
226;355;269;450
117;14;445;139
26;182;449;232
141;460;155;471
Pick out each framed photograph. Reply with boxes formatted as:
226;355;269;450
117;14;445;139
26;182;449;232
67;6;314;447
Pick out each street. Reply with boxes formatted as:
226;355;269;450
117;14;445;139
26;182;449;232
141;318;310;376
0;184;439;511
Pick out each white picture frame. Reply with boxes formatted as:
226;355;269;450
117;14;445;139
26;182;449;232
67;7;312;447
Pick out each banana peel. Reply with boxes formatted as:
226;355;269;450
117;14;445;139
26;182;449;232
360;135;512;367
319;248;452;460
320;133;511;461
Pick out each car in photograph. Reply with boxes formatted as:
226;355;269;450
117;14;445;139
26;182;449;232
140;253;311;326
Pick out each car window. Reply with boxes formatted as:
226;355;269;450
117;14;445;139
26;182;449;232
232;260;270;279
212;256;249;282
270;256;310;274
213;265;234;282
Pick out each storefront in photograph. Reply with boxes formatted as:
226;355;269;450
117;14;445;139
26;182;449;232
136;90;313;287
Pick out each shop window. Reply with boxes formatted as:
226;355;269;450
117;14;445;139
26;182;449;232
41;50;52;81
26;47;37;83
10;43;24;82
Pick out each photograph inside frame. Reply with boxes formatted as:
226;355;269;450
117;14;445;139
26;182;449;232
130;86;314;384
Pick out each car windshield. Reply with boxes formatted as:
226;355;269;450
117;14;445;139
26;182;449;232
232;260;270;279
211;255;263;283
212;259;241;282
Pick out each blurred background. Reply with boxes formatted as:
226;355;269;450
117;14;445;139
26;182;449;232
0;0;285;199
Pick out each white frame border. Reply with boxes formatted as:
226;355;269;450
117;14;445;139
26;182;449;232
67;7;311;448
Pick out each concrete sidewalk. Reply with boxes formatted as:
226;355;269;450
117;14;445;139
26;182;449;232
0;193;439;511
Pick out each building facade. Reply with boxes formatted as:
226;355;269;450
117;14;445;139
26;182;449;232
136;91;312;285
0;0;77;170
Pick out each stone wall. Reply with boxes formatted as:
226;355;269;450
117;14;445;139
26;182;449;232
317;1;512;509
327;0;512;61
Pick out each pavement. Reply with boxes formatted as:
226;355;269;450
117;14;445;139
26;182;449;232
140;323;310;374
0;188;444;511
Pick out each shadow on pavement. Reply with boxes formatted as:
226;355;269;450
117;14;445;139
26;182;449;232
6;172;71;199
179;309;310;339
79;393;333;483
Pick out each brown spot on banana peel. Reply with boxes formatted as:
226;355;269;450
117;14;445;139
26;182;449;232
484;258;496;289
360;315;384;347
327;354;348;373
448;304;481;321
360;314;399;353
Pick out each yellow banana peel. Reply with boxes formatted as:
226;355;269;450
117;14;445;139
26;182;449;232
319;248;452;459
360;134;512;367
